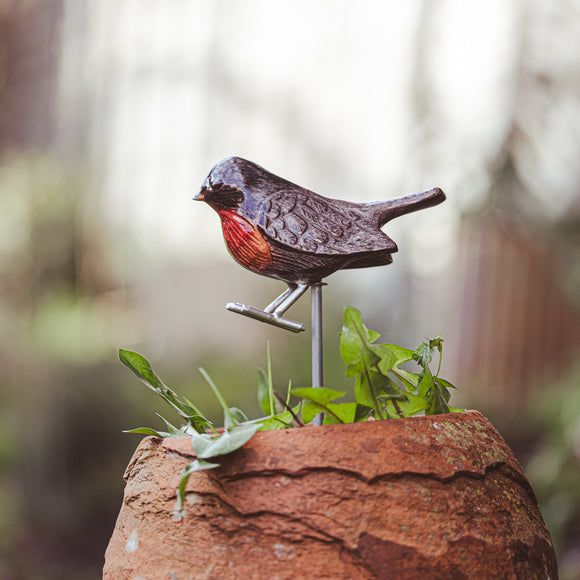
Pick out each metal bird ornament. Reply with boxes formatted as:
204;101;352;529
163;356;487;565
194;156;446;332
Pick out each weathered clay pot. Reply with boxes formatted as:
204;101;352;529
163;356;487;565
103;411;557;579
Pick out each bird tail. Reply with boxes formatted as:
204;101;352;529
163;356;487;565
369;188;446;227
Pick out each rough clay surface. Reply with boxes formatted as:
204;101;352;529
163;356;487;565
103;411;558;579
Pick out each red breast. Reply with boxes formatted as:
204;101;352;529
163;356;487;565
217;210;272;272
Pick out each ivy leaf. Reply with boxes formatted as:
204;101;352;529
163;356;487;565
385;393;429;417
426;381;452;415
340;307;381;373
291;387;346;406
355;405;374;422
257;407;301;431
322;402;357;425
301;400;356;425
372;344;398;375
392;368;420;392
417;364;435;398
435;377;457;390
413;341;434;368
385;344;415;366
345;343;381;378
429;335;444;354
355;372;408;408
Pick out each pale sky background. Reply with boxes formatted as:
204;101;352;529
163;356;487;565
57;0;525;273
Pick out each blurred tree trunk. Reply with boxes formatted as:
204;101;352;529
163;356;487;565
0;0;64;151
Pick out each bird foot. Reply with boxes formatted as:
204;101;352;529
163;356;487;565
226;303;306;333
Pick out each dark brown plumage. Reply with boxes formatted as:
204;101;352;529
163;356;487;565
194;156;446;286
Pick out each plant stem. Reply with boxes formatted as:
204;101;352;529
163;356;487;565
436;345;442;377
363;361;385;420
267;341;275;416
274;392;304;427
390;368;417;391
198;367;236;427
316;404;345;424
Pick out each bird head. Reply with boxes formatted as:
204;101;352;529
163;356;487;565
194;157;246;211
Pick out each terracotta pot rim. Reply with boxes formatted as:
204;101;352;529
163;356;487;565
126;409;524;484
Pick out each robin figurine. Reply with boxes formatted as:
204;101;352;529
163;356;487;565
194;156;445;331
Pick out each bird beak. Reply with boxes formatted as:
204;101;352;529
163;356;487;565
193;186;206;201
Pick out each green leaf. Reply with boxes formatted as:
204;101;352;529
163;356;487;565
266;341;275;415
181;396;213;430
384;344;415;366
257;368;271;415
257;407;301;431
119;349;210;433
413;341;434;368
371;344;398;375
426;382;451;415
430;335;444;375
354;404;374;422
417;364;435;398
300;400;323;424
301;400;356;424
391;368;420;391
291;387;346;406
340;307;375;359
191;423;260;460
323;402;357;425
340;308;383;377
119;348;165;390
435;377;457;390
344;342;381;379
123;427;169;437
156;413;187;436
386;393;429;417
355;371;408;408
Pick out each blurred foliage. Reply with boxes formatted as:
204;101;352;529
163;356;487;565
523;364;580;580
0;154;142;579
1;1;580;578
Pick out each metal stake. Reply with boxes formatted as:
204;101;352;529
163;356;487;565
311;282;324;426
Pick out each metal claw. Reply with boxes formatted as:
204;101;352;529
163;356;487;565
226;283;309;333
226;302;306;333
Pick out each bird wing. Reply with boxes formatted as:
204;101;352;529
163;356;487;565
256;188;396;255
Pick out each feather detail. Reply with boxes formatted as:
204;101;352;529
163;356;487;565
218;210;272;271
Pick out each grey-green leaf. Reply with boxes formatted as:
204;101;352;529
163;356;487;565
226;407;249;428
192;423;260;460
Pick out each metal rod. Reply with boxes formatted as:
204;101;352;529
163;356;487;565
311;282;324;426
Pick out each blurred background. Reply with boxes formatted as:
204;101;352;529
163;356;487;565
1;0;580;578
